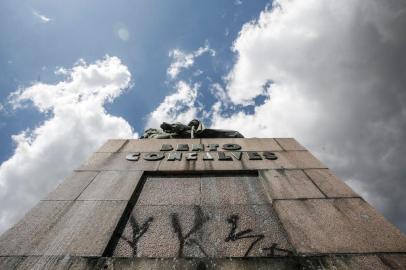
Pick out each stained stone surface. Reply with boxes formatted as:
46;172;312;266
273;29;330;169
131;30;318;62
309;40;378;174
275;138;306;151
97;139;128;152
201;174;269;205
260;169;324;199
137;176;201;206
114;174;291;258
79;152;161;171
0;201;72;256
304;169;359;198
274;198;406;254
114;205;292;258
78;171;143;201
2;256;406;270
32;200;126;256
0;256;103;270
43;171;99;201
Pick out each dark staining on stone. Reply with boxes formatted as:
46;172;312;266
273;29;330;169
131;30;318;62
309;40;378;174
177;144;189;151
192;144;205;151
170;205;210;257
160;144;173;151
222;143;242;151
186;152;198;160
262;243;294;257
126;152;140;161
196;261;207;270
143;153;165;161
206;144;219;151
167;152;182;161
231;151;242;160
225;214;264;257
263;151;278;160
121;216;154;256
247;152;262;160
203;152;214;160
218;152;233;161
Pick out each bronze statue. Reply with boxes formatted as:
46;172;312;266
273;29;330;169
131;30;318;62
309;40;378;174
140;119;244;139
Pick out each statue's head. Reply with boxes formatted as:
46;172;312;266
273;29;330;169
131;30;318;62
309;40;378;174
160;122;172;132
188;119;200;129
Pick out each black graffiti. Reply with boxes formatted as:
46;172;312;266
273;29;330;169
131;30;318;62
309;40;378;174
121;216;154;256
225;214;264;257
262;243;294;257
171;205;210;257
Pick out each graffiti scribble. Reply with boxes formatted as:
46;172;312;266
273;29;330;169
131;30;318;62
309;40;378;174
171;205;210;257
121;215;154;256
262;243;294;257
225;214;264;257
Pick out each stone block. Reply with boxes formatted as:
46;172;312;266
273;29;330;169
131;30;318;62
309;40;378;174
43;171;99;201
78;152;160;171
78;171;143;201
304;169;359;198
201;138;282;152
275;138;306;151
31;201;126;256
114;204;292;258
0;201;72;256
274;198;406;254
201;174;270;205
282;151;327;169
121;139;200;152
106;257;299;270
0;256;102;270
260;169;324;199
137;176;201;206
97;139;128;152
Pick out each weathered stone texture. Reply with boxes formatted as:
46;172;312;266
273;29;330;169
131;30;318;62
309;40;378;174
201;174;269;205
32;200;126;256
137;176;201;206
43;171;99;201
79;152;161;171
275;138;306;151
260;169;324;199
114;205;292;258
0;201;72;256
78;171;143;201
274;198;406;254
97;139;128;152
305;169;359;198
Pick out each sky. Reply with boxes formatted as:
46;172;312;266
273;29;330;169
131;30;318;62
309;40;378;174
0;0;405;235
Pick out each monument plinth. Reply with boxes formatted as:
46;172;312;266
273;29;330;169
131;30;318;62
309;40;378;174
1;137;406;269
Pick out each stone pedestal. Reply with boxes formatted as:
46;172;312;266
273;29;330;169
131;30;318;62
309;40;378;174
1;138;405;269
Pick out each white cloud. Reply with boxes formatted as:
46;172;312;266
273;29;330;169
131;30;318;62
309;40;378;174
214;0;406;230
167;43;216;79
234;0;243;6
114;22;130;42
145;81;199;129
0;56;136;233
32;10;52;23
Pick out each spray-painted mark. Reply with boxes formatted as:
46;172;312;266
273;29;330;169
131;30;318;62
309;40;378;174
120;216;154;256
225;214;264;257
262;243;293;257
171;205;210;257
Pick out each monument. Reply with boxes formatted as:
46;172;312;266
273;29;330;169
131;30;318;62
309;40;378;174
0;120;406;269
